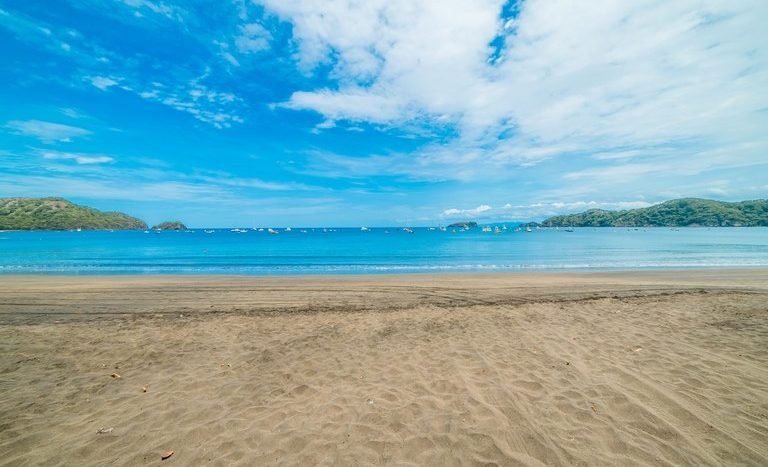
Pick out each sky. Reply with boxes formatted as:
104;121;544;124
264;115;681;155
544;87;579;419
0;0;767;227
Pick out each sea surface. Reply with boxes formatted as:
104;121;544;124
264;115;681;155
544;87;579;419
0;227;766;275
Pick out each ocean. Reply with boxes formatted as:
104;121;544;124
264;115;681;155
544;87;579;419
0;227;766;275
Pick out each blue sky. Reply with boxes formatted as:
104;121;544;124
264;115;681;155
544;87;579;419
1;0;766;227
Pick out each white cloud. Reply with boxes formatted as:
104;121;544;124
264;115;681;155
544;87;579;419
91;75;245;128
262;0;768;180
119;0;186;23
441;204;492;217
6;120;91;143
87;76;119;90
235;22;271;53
40;150;114;164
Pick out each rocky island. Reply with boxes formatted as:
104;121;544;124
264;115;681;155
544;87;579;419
151;221;187;230
447;221;477;229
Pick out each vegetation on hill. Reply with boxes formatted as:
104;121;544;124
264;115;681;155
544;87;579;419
0;197;147;230
541;198;768;227
152;221;187;230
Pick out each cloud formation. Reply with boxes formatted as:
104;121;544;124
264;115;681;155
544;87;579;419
264;0;768;181
39;150;114;165
6;120;91;143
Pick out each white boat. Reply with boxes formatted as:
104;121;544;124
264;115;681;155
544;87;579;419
268;228;279;235
285;227;292;232
482;226;492;233
494;226;502;234
525;226;532;232
258;228;264;232
204;230;215;234
403;227;414;234
360;227;370;231
439;226;447;232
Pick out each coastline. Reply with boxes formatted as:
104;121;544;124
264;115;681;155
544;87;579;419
1;269;766;465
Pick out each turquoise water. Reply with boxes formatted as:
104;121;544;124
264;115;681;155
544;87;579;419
0;227;766;275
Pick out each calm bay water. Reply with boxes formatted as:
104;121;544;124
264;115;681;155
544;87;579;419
0;227;766;275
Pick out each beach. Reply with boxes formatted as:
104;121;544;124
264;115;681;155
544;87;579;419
0;270;766;466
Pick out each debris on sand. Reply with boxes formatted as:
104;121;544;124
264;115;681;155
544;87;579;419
161;450;174;460
96;427;113;434
110;373;121;379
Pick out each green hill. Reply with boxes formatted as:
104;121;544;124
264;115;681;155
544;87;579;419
541;198;768;227
0;197;147;230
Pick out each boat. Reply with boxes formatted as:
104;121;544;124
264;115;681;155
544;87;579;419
204;230;215;234
564;227;574;232
494;226;502;234
268;228;279;235
285;227;292;232
403;227;414;234
482;226;492;233
439;226;447;232
360;227;370;231
525;226;532;232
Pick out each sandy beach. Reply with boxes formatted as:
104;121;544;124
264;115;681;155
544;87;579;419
0;270;766;466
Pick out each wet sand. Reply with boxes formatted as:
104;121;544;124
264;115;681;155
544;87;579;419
0;270;766;466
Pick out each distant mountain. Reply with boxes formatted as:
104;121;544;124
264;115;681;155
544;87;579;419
541;198;768;227
152;221;187;230
0;197;147;230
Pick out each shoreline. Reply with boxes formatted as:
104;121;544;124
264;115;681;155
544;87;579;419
2;266;767;278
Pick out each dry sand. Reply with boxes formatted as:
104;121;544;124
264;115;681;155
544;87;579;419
0;270;766;466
